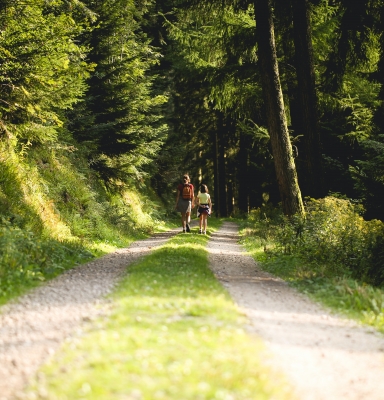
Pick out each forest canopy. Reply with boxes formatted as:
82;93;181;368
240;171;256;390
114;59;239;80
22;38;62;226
0;0;383;220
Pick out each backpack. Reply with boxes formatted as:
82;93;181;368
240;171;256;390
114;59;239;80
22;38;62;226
181;183;193;200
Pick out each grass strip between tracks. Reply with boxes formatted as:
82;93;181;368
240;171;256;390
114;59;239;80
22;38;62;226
27;218;292;400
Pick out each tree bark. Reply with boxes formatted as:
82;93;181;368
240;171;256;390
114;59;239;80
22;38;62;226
217;112;228;217
212;128;220;218
237;130;249;213
254;0;305;216
291;0;325;198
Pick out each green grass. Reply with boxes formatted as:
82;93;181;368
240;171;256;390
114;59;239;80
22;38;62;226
0;141;181;306
240;232;384;334
26;218;292;400
0;227;94;306
0;211;179;307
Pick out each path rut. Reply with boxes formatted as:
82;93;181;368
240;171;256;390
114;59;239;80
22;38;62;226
208;222;384;400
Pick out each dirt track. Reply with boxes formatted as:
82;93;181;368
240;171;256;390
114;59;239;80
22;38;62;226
1;221;384;399
0;228;181;400
208;222;384;400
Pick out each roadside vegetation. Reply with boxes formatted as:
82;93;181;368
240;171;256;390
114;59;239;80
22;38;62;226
26;219;292;400
239;197;384;333
0;142;175;306
2;1;384;315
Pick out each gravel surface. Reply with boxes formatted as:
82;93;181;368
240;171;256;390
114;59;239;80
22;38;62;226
0;227;182;400
207;221;384;400
2;221;384;400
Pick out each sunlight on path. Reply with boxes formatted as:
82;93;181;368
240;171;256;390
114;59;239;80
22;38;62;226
0;228;181;400
207;221;384;400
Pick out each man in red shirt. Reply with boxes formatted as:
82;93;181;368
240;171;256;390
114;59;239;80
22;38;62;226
175;174;195;233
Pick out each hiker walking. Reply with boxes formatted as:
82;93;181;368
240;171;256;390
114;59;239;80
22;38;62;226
175;174;195;233
196;184;212;234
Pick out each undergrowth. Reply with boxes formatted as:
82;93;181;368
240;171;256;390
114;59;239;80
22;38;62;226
239;197;384;333
0;141;174;305
26;218;292;400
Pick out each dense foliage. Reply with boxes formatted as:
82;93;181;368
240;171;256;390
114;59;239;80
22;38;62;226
0;1;383;297
247;197;384;285
2;0;383;215
0;0;171;301
155;0;384;220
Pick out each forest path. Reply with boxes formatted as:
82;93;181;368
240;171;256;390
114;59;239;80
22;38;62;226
2;221;384;400
208;221;384;400
0;225;186;400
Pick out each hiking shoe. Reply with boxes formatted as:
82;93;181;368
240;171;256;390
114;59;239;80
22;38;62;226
198;229;202;234
186;224;191;233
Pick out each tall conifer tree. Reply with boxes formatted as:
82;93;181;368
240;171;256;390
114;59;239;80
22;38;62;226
71;0;168;182
254;0;304;216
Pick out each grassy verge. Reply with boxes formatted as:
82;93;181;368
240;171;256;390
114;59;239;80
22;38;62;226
26;218;292;400
0;232;94;307
239;225;384;334
0;141;178;306
0;213;182;308
0;217;179;307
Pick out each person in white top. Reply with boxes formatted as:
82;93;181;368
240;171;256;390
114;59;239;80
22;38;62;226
196;184;212;234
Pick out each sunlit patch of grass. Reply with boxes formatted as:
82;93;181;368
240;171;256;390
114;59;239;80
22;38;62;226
27;219;293;400
0;231;94;306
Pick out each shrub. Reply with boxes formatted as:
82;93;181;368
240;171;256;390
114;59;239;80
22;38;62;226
259;197;384;285
366;234;384;286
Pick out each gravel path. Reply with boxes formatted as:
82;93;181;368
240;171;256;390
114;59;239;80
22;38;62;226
2;221;384;400
207;221;384;400
0;227;183;400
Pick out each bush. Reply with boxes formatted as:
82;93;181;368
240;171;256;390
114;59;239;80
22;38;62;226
251;197;384;285
367;235;384;286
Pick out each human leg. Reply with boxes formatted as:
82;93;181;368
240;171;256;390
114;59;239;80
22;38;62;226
199;214;203;233
203;215;208;233
181;212;187;232
185;211;191;232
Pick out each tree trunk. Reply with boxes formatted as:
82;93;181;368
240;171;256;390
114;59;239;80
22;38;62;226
217;112;228;217
237;130;249;213
254;0;305;216
291;0;325;198
212;128;220;218
226;114;236;216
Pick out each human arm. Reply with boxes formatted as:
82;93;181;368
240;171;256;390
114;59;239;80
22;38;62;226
195;193;200;206
191;185;196;208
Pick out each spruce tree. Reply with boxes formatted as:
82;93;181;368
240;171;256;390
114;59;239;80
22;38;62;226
71;0;168;183
0;0;90;143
